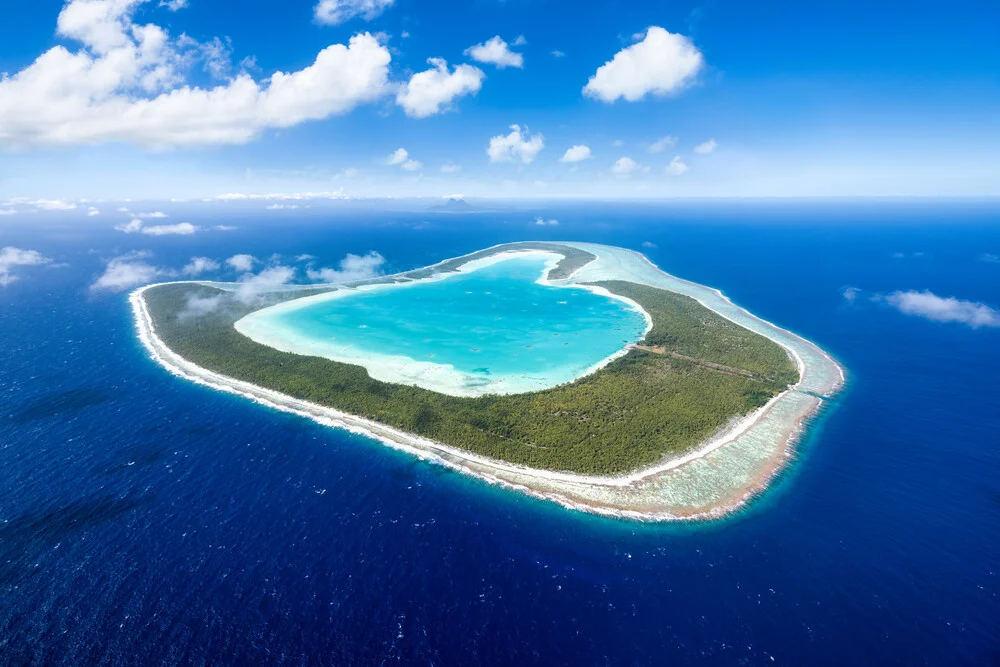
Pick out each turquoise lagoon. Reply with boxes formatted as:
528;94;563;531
234;253;649;396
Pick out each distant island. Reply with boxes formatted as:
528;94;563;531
430;196;475;212
132;242;843;520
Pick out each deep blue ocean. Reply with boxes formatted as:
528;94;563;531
2;200;998;665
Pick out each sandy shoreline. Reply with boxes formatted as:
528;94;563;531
233;250;653;397
131;242;844;521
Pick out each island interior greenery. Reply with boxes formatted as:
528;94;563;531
143;244;799;475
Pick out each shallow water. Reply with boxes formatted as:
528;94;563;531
236;254;648;395
1;201;998;664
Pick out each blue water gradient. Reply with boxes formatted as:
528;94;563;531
1;201;998;664
246;254;647;394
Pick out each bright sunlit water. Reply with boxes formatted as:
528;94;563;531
237;254;647;395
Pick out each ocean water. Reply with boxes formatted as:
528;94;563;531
236;253;648;395
1;200;998;664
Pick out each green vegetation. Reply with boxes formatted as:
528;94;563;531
403;242;596;281
143;256;797;475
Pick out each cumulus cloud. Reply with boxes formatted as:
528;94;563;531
87;207;101;216
0;247;51;287
665;156;689;175
551;50;567;58
236;264;296;303
533;217;559;226
584;26;704;103
641;241;657;248
141;222;197;235
488;125;544;164
611;157;640;176
396;58;484;118
694;138;717;154
647;135;677;153
314;0;394;25
386;148;409;165
306;251;385;283
560;145;592;163
182;256;220;275
90;250;165;291
882;290;1000;328
841;286;861;302
116;219;144;233
226;254;256;272
400;159;423;171
160;0;188;10
178;293;225;320
0;1;393;148
137;211;168;218
440;163;462;173
464;36;524;69
115;219;197;235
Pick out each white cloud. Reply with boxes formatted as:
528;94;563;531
87;207;101;216
386;148;409;165
513;35;527;47
182;256;220;275
641;241;657;248
236;264;296;302
488;125;544;164
116;219;197;235
612;157;640;176
90;251;164;291
296;254;316;262
265;203;300;210
0;247;51;287
142;222;196;235
533;217;559;226
396;58;484;118
226;254;256;272
160;0;188;10
178;293;225;320
116;219;144;233
464;36;524;69
0;209;17;216
0;2;393;148
583;26;704;103
306;250;385;284
440;163;462;173
137;211;168;218
980;253;999;264
242;265;294;285
213;191;347;201
694;138;717;154
647;135;677;153
560;145;592;163
551;50;566;58
665;156;689;175
841;286;861;302
34;199;77;210
314;0;394;25
882;290;1000;328
214;225;238;231
401;159;423;172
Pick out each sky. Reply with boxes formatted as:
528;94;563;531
0;0;999;201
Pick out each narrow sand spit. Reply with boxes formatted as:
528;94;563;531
132;243;844;521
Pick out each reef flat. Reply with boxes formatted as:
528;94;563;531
133;242;843;520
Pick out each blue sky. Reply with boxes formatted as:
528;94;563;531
1;0;998;201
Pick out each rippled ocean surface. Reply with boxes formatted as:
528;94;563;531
1;200;998;664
